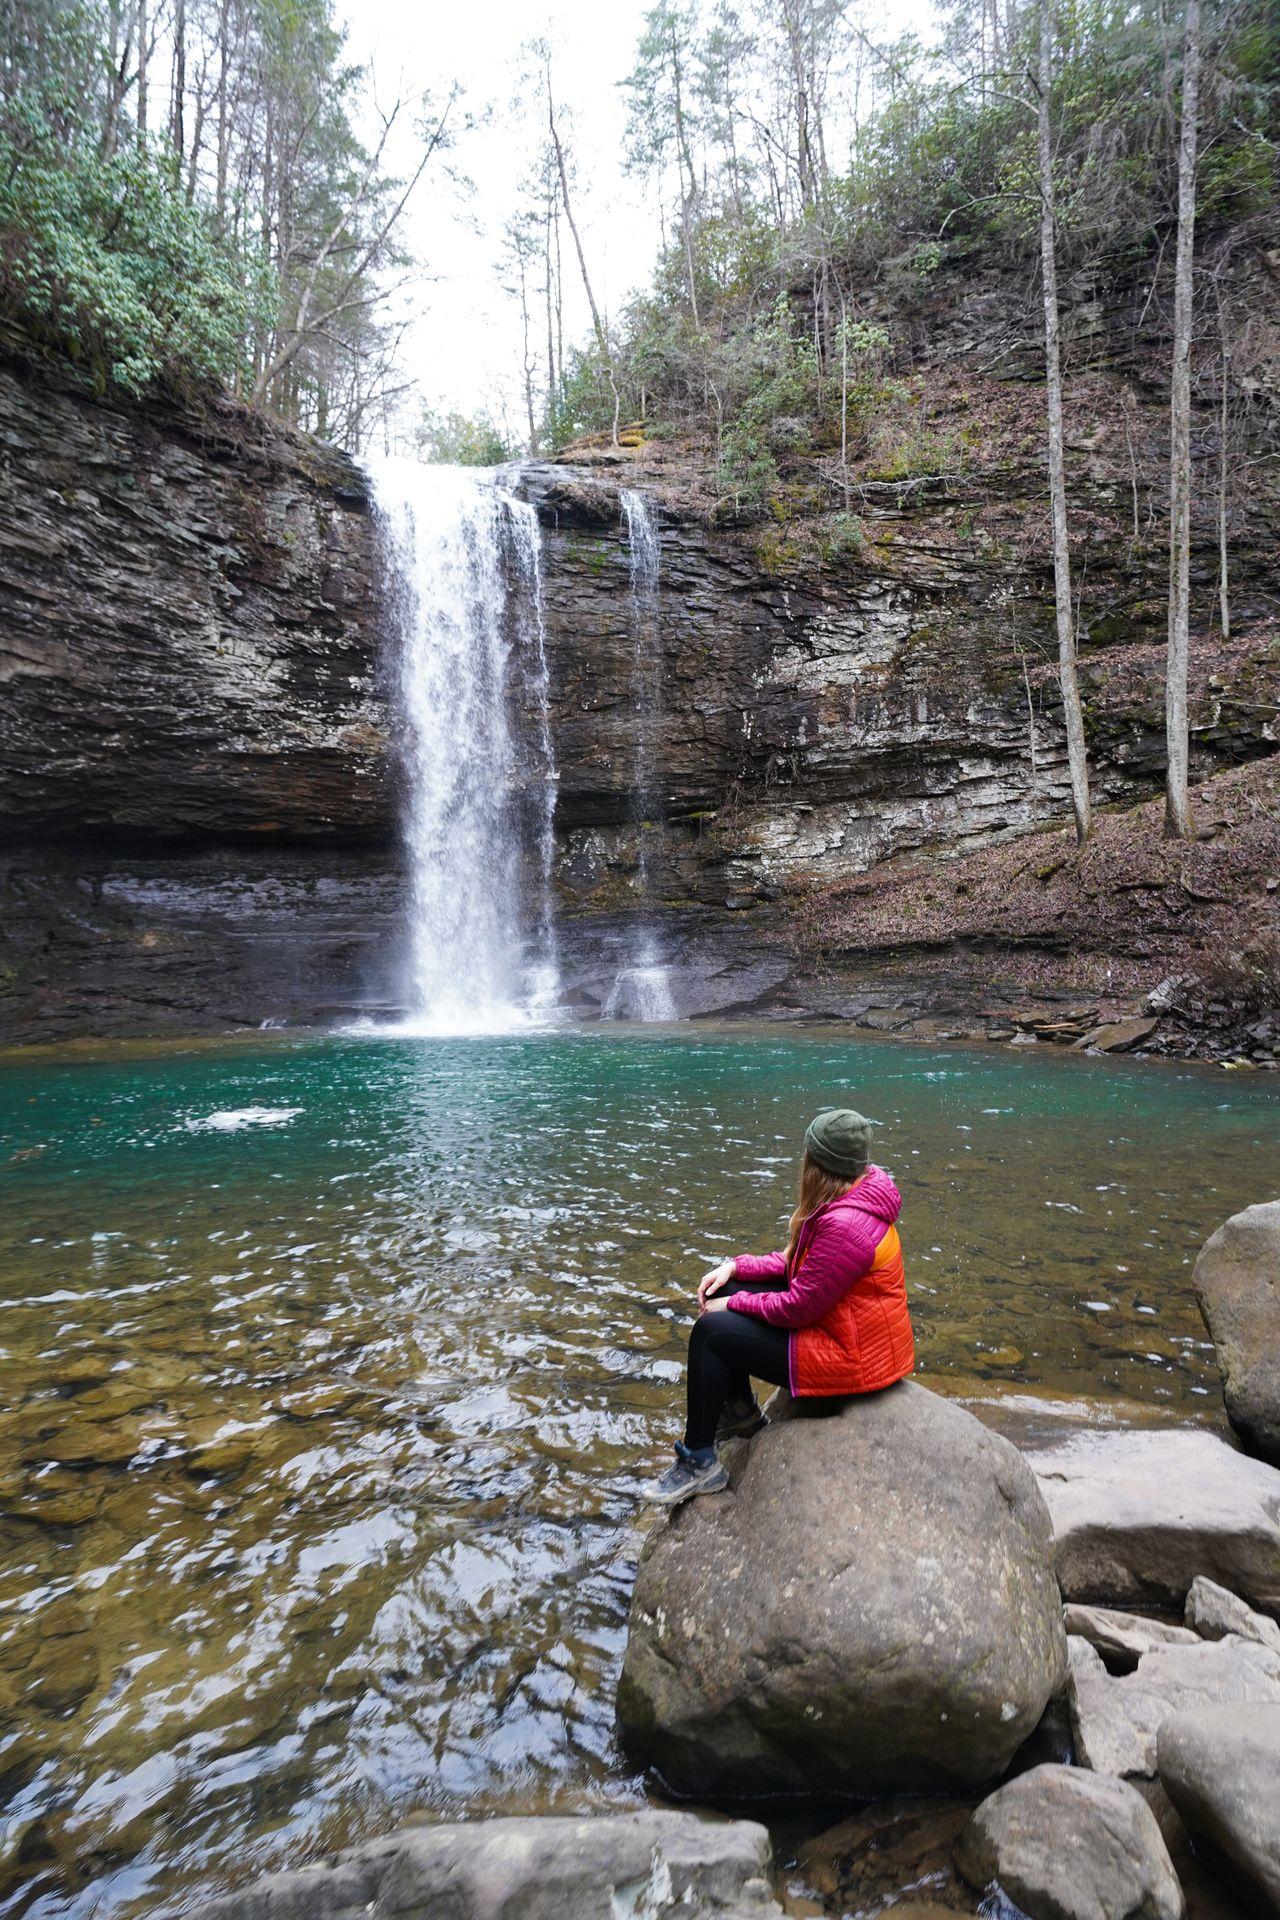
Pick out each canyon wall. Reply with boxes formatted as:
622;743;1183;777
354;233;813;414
1;303;1276;1041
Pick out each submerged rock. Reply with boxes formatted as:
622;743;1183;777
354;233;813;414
617;1383;1066;1798
1193;1201;1280;1467
957;1763;1184;1920
798;1797;976;1916
193;1812;787;1920
1157;1704;1280;1918
1028;1428;1280;1614
1067;1634;1280;1778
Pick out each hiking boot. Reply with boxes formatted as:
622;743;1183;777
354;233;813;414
642;1442;730;1508
717;1395;767;1442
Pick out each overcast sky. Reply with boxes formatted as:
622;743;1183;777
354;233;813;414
337;0;938;438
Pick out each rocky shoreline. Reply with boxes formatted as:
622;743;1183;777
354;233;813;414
193;1201;1280;1920
2;848;1273;1071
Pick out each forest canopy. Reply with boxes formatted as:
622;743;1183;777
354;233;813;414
0;0;452;442
0;0;1275;460
537;0;1278;488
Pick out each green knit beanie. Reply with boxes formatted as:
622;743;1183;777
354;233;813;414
804;1107;873;1179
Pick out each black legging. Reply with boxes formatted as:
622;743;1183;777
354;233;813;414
684;1279;791;1452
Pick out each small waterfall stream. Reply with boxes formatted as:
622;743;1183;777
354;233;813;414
371;459;559;1032
603;490;676;1021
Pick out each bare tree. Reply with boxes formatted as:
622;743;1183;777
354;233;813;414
1035;0;1090;843
503;213;541;455
251;88;456;408
544;49;620;444
1165;0;1201;839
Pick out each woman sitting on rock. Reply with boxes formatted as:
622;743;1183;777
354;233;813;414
644;1107;914;1507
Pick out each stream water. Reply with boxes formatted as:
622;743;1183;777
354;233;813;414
2;1024;1278;1919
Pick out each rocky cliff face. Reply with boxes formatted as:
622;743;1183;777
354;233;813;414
0;346;388;844
1;315;1276;1044
519;434;1276;916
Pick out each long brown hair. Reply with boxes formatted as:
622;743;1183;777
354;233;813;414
784;1149;860;1266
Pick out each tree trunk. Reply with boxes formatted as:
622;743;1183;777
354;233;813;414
1215;279;1230;640
170;0;186;162
544;193;557;442
214;0;230;225
670;29;701;327
1036;0;1090;844
1165;0;1200;838
518;249;539;456
136;0;148;142
547;82;619;444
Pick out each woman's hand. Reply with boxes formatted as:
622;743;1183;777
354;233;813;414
697;1259;736;1313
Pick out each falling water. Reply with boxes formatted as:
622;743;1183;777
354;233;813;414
603;490;676;1021
370;459;559;1033
507;494;561;1015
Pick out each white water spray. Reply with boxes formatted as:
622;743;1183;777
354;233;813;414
370;459;559;1033
605;490;676;1022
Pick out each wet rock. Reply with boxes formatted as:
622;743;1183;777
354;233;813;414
1067;1634;1280;1777
1073;1017;1160;1054
1028;1428;1280;1613
52;1353;117;1390
5;1599;100;1714
274;1383;361;1421
186;1418;271;1476
18;1473;104;1527
617;1383;1066;1798
1192;1201;1280;1466
798;1797;976;1915
193;1812;788;1920
1157;1704;1280;1918
1185;1576;1280;1654
1063;1604;1200;1675
43;1422;141;1469
957;1763;1184;1920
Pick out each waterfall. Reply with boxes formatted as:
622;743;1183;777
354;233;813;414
370;458;559;1033
603;490;676;1022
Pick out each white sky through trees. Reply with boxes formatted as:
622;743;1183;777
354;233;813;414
338;0;936;443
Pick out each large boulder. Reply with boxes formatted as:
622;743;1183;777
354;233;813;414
1067;1634;1280;1777
618;1382;1067;1798
1193;1202;1280;1466
1028;1429;1280;1614
1158;1704;1280;1918
957;1763;1185;1920
193;1812;787;1920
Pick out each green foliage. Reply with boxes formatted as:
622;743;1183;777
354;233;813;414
0;100;268;394
716;418;780;512
866;417;967;483
817;511;866;562
549;340;621;446
585;0;1278;500
414;405;513;466
0;0;421;440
